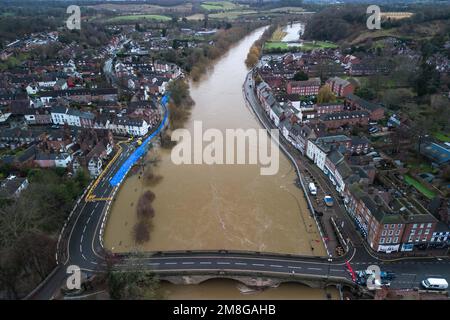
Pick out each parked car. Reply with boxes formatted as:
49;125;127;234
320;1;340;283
324;196;334;207
421;278;448;290
309;182;317;196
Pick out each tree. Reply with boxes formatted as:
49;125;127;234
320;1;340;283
133;220;150;244
317;85;336;104
293;71;308;81
107;269;160;300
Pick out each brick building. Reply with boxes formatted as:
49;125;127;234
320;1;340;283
286;77;321;96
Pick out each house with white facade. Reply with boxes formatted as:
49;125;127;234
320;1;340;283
306;139;328;171
110;117;149;137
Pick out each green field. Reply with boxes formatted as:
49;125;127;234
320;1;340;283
264;40;337;52
209;10;256;20
404;175;437;199
301;41;338;50
264;41;289;50
433;131;450;143
201;1;239;11
107;14;172;23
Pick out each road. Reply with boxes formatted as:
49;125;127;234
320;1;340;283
29;75;449;300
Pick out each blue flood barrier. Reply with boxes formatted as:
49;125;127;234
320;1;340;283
109;95;170;187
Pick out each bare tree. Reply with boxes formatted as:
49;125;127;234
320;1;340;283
133;220;150;244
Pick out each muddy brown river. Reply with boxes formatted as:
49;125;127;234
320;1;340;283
104;27;332;299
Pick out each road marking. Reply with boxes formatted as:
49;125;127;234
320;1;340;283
80;234;84;243
148;263;160;266
288;266;302;269
235;262;247;266
307;267;322;271
252;263;264;267
82;254;87;260
182;262;194;265
270;265;283;268
217;262;230;265
79;245;82;252
330;269;344;272
200;262;211;265
83;225;87;233
165;262;177;265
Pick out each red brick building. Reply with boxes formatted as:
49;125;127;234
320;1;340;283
320;110;369;129
286;77;321;96
345;94;385;121
326;77;355;97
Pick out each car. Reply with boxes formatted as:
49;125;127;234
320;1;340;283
421;278;448;290
324;196;334;207
308;182;317;196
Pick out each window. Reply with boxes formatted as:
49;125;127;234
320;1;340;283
382;230;387;236
413;224;417;229
388;230;394;236
425;229;430;235
397;224;402;229
384;225;389;229
379;238;385;244
427;223;432;228
395;230;401;236
411;229;415;235
418;230;422;235
420;223;424;228
390;224;395;229
394;237;399;243
386;237;392;244
422;237;427;242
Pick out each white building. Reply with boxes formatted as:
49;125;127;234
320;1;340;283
88;156;102;178
110;117;149;137
55;153;72;168
306;140;328;171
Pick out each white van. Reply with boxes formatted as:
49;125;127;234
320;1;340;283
308;182;317;196
421;278;448;290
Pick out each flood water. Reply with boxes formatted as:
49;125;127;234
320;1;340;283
159;279;339;300
104;27;329;299
282;23;305;42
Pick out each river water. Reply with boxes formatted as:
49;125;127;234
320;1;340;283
104;26;333;299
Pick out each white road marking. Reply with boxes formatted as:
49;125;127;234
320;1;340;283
79;245;82;252
330;269;344;272
217;262;230;265
252;263;264;267
235;262;247;266
288;266;302;269
308;267;322;271
182;262;194;265
165;262;177;265
200;262;211;265
270;265;283;268
148;263;160;266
